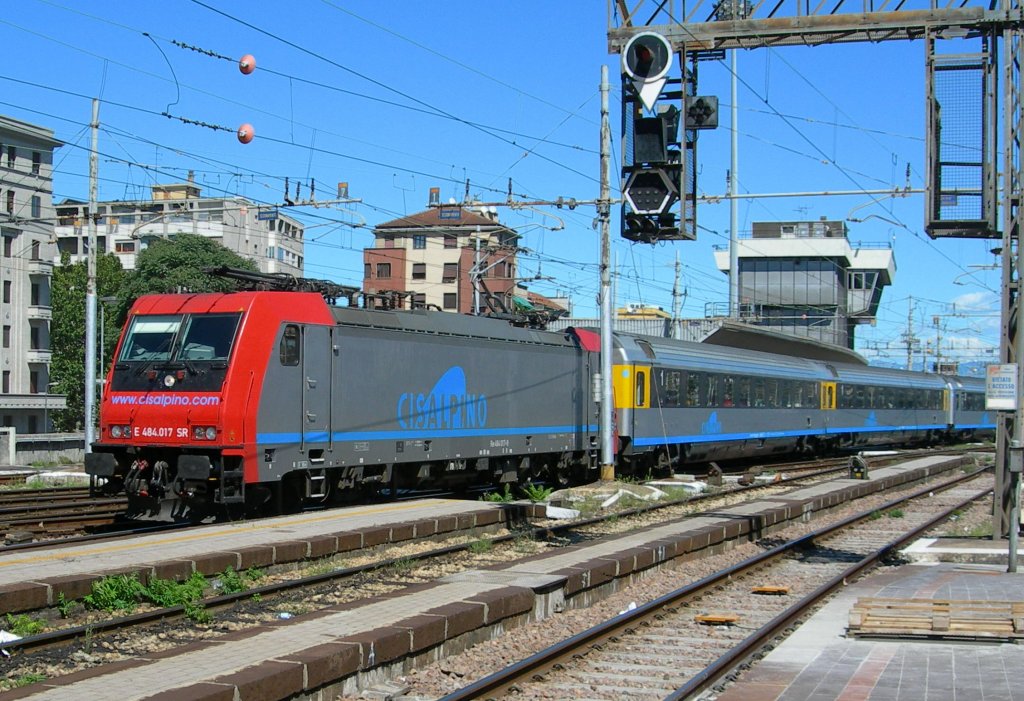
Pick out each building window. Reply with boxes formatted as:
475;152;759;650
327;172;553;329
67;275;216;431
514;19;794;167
1;372;9;394
30;241;40;261
383;235;395;249
30;282;39;306
444;235;457;249
442;262;458;283
2;281;10;303
376;262;391;279
115;241;136;253
30;326;40;350
30;371;39;394
2;325;10;348
6;190;13;214
2;236;11;257
443;293;457;309
6;146;14;169
412;293;426;307
413;234;426;249
363;263;370;279
31;196;40;219
31;151;40;175
412;263;426;280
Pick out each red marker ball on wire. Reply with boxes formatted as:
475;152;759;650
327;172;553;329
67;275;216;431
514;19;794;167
237;123;255;144
238;54;256;75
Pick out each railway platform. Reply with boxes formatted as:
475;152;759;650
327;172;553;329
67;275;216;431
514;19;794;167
0;454;978;700
714;553;1024;701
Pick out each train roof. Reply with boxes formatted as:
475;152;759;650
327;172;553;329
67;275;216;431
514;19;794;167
829;362;949;389
614;332;832;380
612;331;984;390
328;305;579;348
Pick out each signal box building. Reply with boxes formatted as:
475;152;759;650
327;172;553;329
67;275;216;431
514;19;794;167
712;218;895;349
0;115;65;433
363;203;521;314
54;179;305;277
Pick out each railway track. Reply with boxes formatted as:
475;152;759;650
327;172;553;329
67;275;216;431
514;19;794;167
0;456;987;668
438;470;990;700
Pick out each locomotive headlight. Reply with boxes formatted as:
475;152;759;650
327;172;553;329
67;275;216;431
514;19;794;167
163;375;176;388
111;425;123;438
193;426;217;440
110;425;131;439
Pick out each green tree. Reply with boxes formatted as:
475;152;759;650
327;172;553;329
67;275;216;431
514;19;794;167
50;252;124;431
118;233;256;300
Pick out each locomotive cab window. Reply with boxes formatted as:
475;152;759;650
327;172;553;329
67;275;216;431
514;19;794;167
280;325;300;366
179;313;241;361
120;316;180;361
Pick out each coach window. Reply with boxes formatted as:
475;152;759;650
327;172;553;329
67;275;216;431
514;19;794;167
705;375;718;407
280;325;300;366
686;372;700;407
635;370;646;407
854;385;865;409
805;382;818;408
658;369;681;407
736;377;751;407
780;380;793;408
752;378;765;407
722;376;734;407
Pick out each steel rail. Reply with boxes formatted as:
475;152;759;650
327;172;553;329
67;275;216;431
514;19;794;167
0;457;920;655
0;457;982;657
438;467;991;701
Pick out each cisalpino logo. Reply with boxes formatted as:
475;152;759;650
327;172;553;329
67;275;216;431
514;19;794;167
397;366;488;430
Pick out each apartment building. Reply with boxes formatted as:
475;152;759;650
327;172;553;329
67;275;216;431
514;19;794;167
363;203;521;314
0;115;65;433
54;179;305;276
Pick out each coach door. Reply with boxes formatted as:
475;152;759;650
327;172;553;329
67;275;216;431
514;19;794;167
821;382;837;410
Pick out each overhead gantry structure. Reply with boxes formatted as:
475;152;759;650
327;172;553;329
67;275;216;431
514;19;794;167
607;0;1024;541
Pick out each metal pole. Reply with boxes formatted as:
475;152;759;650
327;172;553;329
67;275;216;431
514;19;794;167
998;18;1022;566
672;251;681;340
599;66;615;481
474;229;480;315
84;98;99;453
728;48;739;318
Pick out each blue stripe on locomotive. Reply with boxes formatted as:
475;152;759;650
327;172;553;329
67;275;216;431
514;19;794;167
258;423;599;445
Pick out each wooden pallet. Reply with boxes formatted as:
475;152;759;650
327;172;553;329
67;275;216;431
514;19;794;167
848;597;1024;640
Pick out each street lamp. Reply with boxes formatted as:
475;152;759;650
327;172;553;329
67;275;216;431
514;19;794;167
98;296;119;399
43;381;59;434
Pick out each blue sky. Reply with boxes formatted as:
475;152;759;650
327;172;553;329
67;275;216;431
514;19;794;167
1;0;1002;369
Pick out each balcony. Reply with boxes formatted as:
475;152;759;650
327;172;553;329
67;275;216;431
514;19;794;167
25;258;53;275
26;305;51;321
26;349;52;363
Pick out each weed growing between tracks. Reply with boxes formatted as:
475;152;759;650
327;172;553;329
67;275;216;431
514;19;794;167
79;568;265;622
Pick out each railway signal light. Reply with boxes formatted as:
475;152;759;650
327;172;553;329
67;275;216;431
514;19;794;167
633;105;680;165
622;32;673;111
686;96;719;129
624;168;677;215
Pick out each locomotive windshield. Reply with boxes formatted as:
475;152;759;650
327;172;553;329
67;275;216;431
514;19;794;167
119;313;242;363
